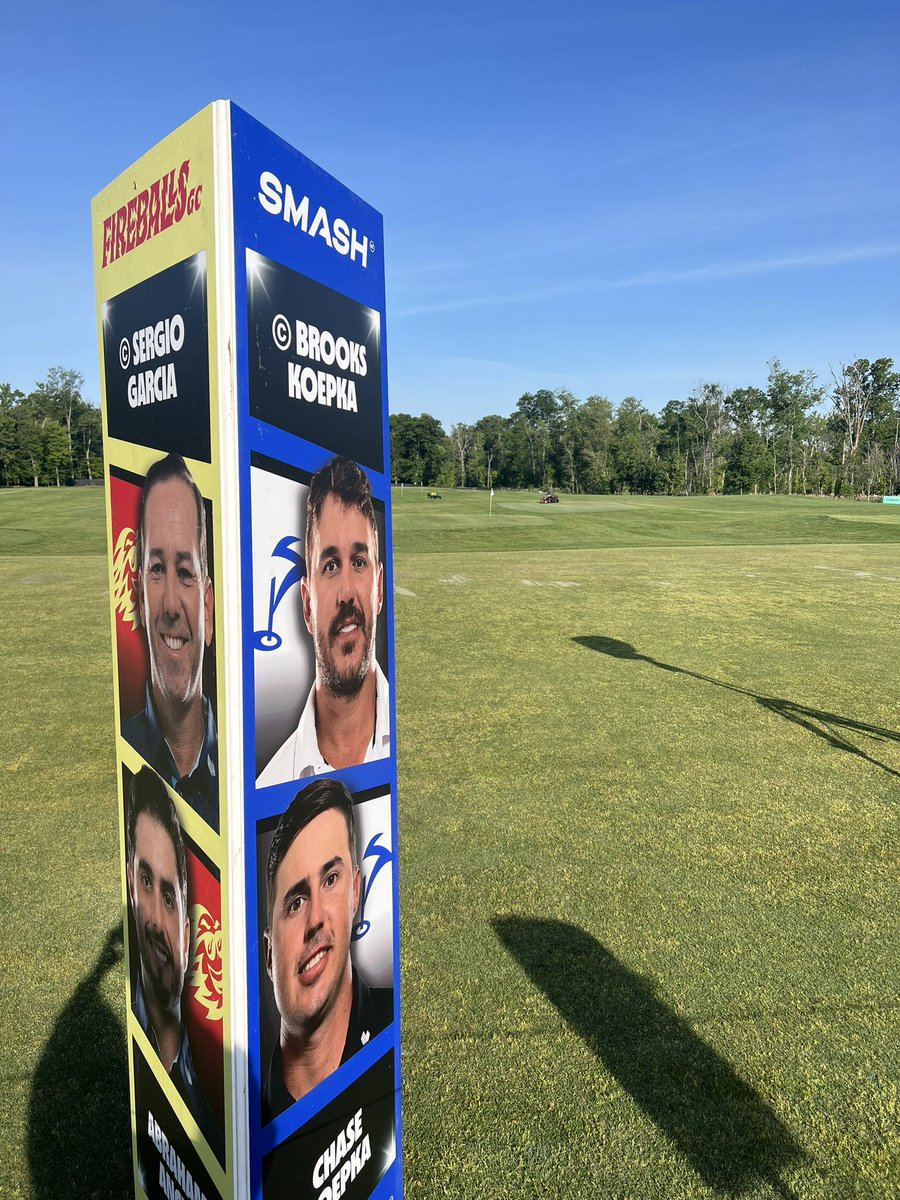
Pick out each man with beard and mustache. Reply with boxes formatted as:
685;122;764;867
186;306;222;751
125;768;223;1161
123;452;218;831
257;456;389;786
262;779;392;1119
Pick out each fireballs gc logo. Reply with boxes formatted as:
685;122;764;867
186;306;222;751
101;160;202;268
113;526;140;630
189;905;224;1021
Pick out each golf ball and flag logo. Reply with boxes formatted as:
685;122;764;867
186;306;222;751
352;833;393;943
349;796;395;991
253;535;305;654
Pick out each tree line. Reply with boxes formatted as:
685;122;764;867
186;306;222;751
5;356;898;497
390;358;900;498
1;368;103;487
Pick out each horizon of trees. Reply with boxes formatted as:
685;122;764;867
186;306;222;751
1;368;102;487
4;356;899;499
390;358;900;499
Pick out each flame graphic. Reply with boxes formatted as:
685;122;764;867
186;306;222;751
113;526;139;630
189;904;224;1021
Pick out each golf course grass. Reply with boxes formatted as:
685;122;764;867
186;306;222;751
1;486;897;1199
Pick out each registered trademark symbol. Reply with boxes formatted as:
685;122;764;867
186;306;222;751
369;240;375;252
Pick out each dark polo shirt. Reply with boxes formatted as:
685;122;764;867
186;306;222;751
123;683;218;831
262;968;392;1124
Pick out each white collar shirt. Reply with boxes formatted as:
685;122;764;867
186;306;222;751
257;661;390;787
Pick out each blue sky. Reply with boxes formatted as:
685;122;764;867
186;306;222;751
2;0;897;426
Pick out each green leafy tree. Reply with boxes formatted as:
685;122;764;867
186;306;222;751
388;413;451;485
42;421;70;486
574;396;614;493
473;414;507;488
33;367;87;480
515;390;560;487
657;401;689;494
0;384;27;486
831;358;900;496
765;360;824;495
611;397;658;493
449;422;475;488
75;403;103;481
14;400;45;487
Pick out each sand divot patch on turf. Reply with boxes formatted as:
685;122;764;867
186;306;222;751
19;573;69;586
395;586;417;597
743;571;800;584
813;565;899;582
521;579;581;588
440;574;469;584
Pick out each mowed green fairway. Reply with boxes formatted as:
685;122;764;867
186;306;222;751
394;490;898;1200
2;487;898;1199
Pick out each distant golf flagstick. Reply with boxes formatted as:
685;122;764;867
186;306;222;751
489;486;494;516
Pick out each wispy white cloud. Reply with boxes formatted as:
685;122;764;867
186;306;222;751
394;240;900;318
388;257;483;281
623;241;900;284
438;355;566;381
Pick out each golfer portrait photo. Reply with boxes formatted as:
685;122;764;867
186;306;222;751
261;779;392;1122
256;455;390;786
122;451;218;831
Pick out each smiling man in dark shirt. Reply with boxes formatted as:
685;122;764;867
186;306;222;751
262;779;392;1122
123;452;218;831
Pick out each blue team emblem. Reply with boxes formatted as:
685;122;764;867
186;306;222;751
352;833;393;941
253;535;305;652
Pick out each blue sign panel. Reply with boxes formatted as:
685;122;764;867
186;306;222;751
231;105;400;1200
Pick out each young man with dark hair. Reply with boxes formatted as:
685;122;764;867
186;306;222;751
124;451;218;830
262;779;392;1120
257;456;389;786
125;767;223;1160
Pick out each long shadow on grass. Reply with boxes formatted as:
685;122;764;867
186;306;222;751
573;636;900;781
493;917;803;1197
28;924;132;1199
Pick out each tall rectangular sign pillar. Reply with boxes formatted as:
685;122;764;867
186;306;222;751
93;102;402;1200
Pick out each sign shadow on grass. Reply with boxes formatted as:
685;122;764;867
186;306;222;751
573;636;900;781
492;917;804;1198
28;923;132;1199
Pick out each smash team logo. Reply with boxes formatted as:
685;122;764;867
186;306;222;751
101;159;202;268
189;904;223;1021
257;171;373;268
113;525;140;630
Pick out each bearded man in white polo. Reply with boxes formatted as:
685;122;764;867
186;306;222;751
258;455;389;786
